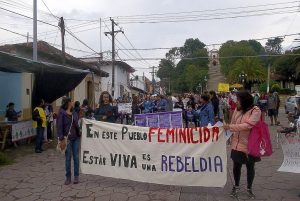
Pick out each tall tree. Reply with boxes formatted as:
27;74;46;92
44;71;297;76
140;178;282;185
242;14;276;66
227;58;266;90
265;37;283;54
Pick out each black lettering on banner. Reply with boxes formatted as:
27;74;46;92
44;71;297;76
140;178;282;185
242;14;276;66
110;153;137;168
142;164;157;171
121;126;128;140
142;154;151;161
86;124;93;138
83;150;89;163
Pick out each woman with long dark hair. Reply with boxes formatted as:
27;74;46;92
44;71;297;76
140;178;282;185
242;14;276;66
94;91;117;123
223;91;261;199
57;97;80;185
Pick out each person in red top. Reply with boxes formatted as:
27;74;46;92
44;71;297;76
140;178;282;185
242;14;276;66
224;91;261;199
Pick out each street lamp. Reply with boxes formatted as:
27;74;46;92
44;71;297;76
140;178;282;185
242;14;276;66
196;83;202;93
239;72;247;87
204;76;207;91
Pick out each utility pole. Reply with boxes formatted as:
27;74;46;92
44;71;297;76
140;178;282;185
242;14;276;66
104;18;123;97
99;18;102;58
26;32;29;46
33;0;37;61
149;66;157;94
58;17;66;65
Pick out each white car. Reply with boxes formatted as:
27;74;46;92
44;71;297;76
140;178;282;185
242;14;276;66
285;96;300;114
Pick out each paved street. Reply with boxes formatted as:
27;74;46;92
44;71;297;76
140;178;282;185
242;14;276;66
0;109;299;201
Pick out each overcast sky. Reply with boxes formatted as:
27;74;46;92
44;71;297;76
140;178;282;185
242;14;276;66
1;0;300;78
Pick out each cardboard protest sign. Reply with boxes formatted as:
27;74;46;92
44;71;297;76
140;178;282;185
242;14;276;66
218;83;230;92
118;103;132;114
278;133;300;173
81;119;227;187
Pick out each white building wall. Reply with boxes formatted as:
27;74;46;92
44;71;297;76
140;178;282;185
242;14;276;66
99;64;131;99
21;73;33;120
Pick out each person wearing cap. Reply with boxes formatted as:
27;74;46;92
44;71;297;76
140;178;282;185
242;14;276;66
5;102;21;122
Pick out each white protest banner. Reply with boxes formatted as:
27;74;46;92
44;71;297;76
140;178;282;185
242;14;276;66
81;119;227;187
278;133;300;173
11;121;36;142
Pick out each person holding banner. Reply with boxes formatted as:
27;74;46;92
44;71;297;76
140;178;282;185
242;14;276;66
223;91;261;199
95;91;116;123
191;94;214;127
57;97;81;185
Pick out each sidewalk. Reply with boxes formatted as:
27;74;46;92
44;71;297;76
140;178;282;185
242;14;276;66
0;109;299;201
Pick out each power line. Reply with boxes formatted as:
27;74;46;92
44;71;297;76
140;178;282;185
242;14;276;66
102;20;149;68
115;5;299;22
113;1;300;18
120;53;300;61
116;32;300;52
116;10;300;24
0;6;58;27
0;26;29;38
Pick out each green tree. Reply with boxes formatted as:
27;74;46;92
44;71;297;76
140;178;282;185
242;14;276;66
227;58;267;90
183;65;207;92
219;40;257;76
156;38;209;93
265;37;283;54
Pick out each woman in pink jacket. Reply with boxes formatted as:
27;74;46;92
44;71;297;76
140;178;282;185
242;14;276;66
224;91;261;199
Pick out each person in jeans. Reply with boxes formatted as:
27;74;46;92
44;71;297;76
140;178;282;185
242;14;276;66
267;91;278;125
223;91;261;199
57;97;80;185
32;99;46;153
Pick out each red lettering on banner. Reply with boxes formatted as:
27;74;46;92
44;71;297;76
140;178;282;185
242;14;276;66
204;127;210;142
166;128;175;143
199;127;203;143
148;128;157;142
179;128;187;143
190;128;198;144
158;128;165;143
212;127;219;142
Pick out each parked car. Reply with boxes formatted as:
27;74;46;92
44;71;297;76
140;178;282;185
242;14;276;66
285;96;300;114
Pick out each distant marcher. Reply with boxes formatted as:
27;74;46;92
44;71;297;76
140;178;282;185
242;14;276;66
57;97;80;185
191;94;214;127
223;91;261;199
166;96;173;112
80;99;91;118
209;90;219;118
74;101;81;115
267;92;278;126
45;104;54;141
253;93;259;106
132;96;141;123
5;102;21;122
174;96;184;111
95;91;116;123
32;99;46;153
156;95;167;112
143;95;154;113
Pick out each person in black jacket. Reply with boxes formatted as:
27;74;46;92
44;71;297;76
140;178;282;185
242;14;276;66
209;90;219;118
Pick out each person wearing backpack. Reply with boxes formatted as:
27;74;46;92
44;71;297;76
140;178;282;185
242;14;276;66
223;91;261;199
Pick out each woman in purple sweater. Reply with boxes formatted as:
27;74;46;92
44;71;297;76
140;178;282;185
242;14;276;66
57;97;80;185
